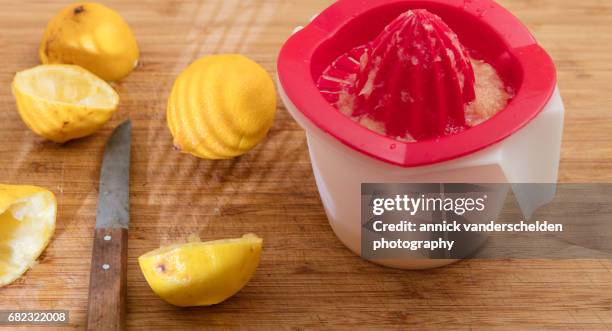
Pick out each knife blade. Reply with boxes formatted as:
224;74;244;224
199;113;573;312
95;120;131;229
87;120;131;331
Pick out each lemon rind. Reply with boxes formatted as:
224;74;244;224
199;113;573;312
139;234;262;258
0;185;57;288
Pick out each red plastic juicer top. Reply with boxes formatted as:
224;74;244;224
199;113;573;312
317;9;476;140
278;0;557;167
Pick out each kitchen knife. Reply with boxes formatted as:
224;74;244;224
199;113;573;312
87;120;131;331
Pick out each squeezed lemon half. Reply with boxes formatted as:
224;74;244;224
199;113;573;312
12;64;119;143
40;2;140;82
138;234;263;307
0;184;56;287
167;54;277;159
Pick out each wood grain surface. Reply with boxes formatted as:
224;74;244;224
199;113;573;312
1;0;611;329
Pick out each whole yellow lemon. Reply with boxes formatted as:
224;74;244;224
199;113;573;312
167;55;277;159
40;2;139;82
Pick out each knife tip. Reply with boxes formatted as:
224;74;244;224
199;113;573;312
117;119;132;133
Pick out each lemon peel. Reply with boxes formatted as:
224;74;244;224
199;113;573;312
167;55;277;159
40;2;140;82
0;184;56;287
12;64;119;143
138;234;262;307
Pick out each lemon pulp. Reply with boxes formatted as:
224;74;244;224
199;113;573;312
12;64;119;143
0;184;56;287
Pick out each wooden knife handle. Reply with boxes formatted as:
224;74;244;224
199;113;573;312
87;228;128;331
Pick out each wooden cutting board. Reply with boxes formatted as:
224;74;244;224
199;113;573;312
1;0;611;329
